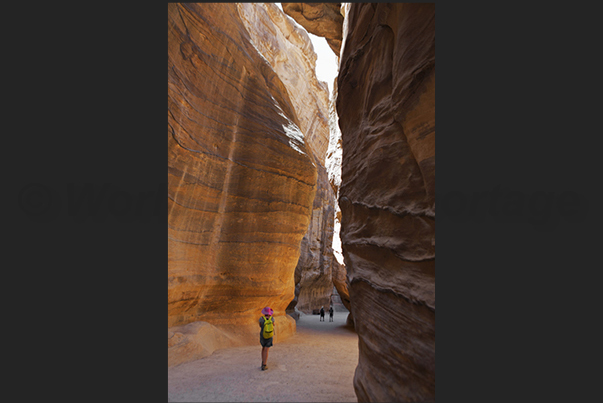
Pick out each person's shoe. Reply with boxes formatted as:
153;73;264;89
261;364;267;371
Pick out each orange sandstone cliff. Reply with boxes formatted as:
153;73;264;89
168;2;316;347
168;3;338;366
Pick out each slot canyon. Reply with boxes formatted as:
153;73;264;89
168;3;434;402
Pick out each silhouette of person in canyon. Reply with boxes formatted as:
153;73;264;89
259;306;275;371
329;306;334;322
320;306;325;321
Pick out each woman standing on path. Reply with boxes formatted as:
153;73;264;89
259;307;275;371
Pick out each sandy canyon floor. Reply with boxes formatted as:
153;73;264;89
168;312;359;402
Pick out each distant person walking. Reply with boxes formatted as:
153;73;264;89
320;306;325;321
329;306;334;322
259;306;275;371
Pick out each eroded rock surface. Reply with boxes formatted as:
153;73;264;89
168;3;318;347
282;3;344;56
288;163;336;314
337;3;435;402
238;3;337;317
168;321;234;367
238;3;330;164
331;258;350;311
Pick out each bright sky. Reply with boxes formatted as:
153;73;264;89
275;3;339;94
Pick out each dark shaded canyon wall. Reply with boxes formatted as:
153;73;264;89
288;163;336;314
337;3;435;402
168;3;318;343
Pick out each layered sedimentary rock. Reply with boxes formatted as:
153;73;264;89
237;3;336;317
337;3;435;402
287;163;336;313
238;3;330;164
282;3;344;56
168;3;318;352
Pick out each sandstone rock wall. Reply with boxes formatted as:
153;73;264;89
168;3;318;348
238;3;330;164
281;2;350;325
282;3;344;56
237;3;338;316
337;3;435;402
288;162;336;314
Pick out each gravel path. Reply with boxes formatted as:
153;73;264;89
168;312;359;402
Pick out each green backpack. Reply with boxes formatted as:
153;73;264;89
263;316;274;339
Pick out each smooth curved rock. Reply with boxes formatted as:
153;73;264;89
337;3;435;402
238;3;337;317
168;3;318;345
282;3;344;56
288;163;336;313
168;321;234;367
238;3;331;164
331;257;351;312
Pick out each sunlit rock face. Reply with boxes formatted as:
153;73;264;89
238;3;330;164
168;3;318;345
238;3;338;316
337;3;435;402
282;3;344;56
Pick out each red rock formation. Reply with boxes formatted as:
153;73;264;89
168;3;318;348
337;3;435;402
282;3;344;56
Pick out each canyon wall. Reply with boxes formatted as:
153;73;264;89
337;3;435;402
168;3;317;351
282;3;344;56
237;3;337;315
238;3;330;164
283;2;351;324
168;3;338;365
288;163;336;314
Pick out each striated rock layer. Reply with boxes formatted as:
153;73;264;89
238;3;331;164
282;3;344;56
238;3;336;318
287;163;336;314
337;3;435;402
168;3;318;351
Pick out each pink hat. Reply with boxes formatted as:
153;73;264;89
261;307;273;316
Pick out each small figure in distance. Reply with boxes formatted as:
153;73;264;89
329;305;334;322
320;306;325;322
